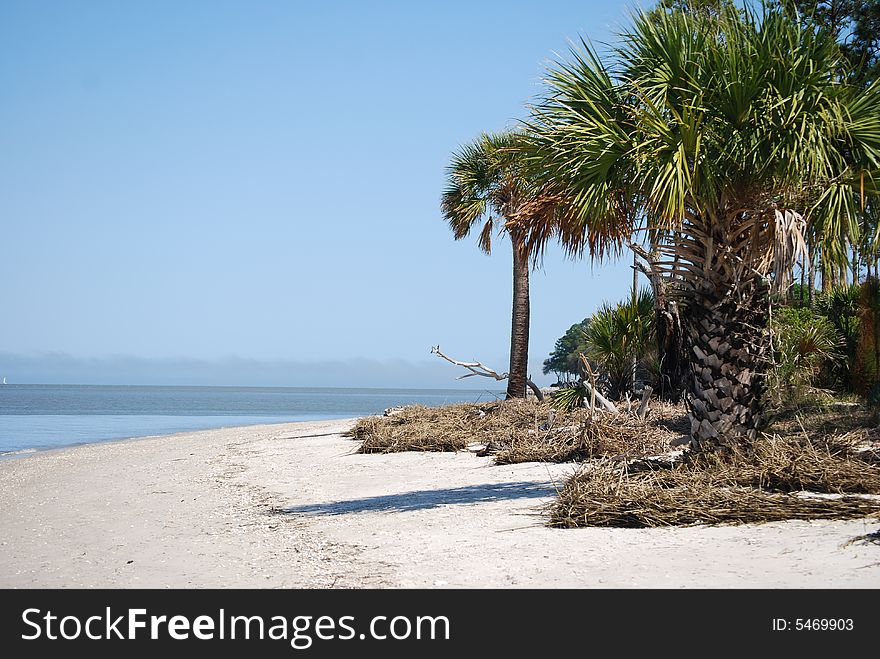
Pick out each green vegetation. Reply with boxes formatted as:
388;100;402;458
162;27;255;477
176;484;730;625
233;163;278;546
583;289;655;400
542;318;590;382
524;2;880;450
440;131;559;399
369;0;880;528
769;305;842;402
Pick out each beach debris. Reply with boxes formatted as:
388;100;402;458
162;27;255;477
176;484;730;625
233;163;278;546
538;409;556;431
845;529;880;546
345;398;684;463
552;458;880;528
553;354;619;414
636;386;652;421
430;345;544;401
551;429;880;527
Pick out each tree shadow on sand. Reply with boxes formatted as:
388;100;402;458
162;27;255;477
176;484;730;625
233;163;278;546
277;481;556;516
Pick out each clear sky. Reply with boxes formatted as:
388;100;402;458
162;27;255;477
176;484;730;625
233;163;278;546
0;0;644;387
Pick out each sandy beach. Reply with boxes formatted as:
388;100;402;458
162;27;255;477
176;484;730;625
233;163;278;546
1;418;878;588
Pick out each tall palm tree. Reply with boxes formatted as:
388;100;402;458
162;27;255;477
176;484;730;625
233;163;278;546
441;131;543;399
524;4;880;449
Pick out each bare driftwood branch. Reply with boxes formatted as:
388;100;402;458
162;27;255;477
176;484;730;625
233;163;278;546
581;379;618;414
431;346;507;380
636;385;652;421
526;379;545;402
431;346;544;402
628;241;653;265
579;354;618;414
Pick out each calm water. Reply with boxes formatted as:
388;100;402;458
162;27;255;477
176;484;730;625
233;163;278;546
0;385;501;455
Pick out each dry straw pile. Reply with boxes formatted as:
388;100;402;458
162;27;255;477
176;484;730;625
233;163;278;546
552;432;880;528
347;398;880;528
345;399;684;463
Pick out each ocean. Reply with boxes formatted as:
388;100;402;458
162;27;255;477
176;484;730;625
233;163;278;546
0;384;502;456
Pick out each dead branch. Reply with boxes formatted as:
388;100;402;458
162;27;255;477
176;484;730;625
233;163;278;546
629;241;667;302
431;346;544;401
526;379;545;402
431;346;508;380
636;385;653;421
579;354;619;414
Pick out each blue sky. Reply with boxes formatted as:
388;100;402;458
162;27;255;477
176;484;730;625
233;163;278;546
0;0;643;387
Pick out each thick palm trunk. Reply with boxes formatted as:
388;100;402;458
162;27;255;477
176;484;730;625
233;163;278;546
821;260;832;292
685;280;771;450
507;232;530;399
661;208;786;452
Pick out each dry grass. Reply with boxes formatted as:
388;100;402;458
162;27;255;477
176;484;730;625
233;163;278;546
552;432;880;528
552;461;880;528
346;403;501;453
345;398;685;462
347;397;880;528
770;401;876;437
493;406;681;464
688;433;880;494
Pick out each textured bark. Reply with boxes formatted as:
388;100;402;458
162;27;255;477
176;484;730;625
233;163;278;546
649;206;801;451
684;281;771;450
656;301;687;402
821;260;832;293
631;251;638;391
852;246;859;285
506;231;530;399
630;243;687;401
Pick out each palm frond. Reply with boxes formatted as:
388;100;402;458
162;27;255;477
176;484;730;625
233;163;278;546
523;2;880;281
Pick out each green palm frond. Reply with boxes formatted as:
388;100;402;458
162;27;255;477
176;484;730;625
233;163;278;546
583;287;656;397
772;306;843;390
441;130;553;254
551;382;590;411
524;2;880;282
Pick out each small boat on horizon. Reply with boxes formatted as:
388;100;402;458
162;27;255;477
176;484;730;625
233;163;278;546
2;377;6;385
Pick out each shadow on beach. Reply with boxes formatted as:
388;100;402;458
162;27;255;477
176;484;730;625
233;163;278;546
279;481;556;516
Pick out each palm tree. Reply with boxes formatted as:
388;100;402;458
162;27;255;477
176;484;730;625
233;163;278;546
441;131;545;399
524;4;880;449
585;288;656;399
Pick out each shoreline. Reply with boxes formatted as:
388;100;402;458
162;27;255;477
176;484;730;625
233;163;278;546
0;416;355;461
1;418;878;588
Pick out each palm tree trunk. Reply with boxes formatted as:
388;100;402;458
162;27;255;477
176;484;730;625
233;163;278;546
631;251;638;391
507;231;530;399
821;260;832;292
684;280;771;451
631;243;686;401
852;245;859;285
656;301;686;402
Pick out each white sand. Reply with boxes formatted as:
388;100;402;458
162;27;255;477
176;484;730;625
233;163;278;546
1;418;878;588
